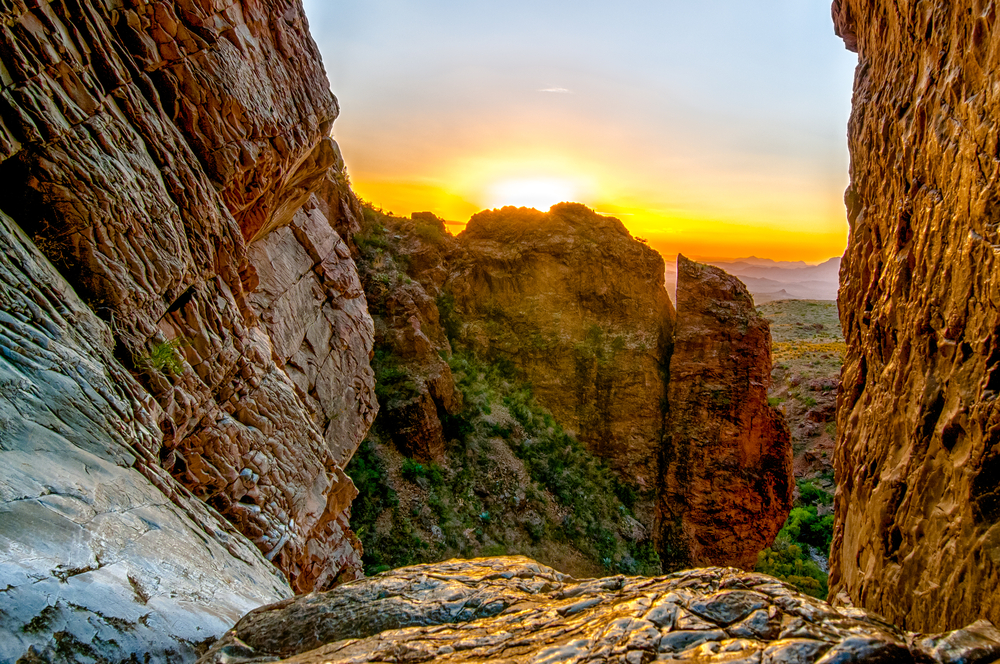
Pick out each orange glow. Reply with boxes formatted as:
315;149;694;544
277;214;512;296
343;121;848;263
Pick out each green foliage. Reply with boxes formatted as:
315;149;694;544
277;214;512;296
798;479;833;507
137;338;187;376
756;543;828;598
767;396;785;408
756;478;835;598
348;347;659;577
413;220;447;246
782;506;834;550
372;349;420;406
436;292;462;341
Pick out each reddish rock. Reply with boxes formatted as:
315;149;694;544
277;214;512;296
448;204;675;493
0;0;374;597
831;0;1000;631
357;213;461;462
659;256;793;571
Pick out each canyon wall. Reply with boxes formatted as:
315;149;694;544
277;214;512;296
660;257;793;571
352;206;792;574
831;0;1000;631
0;0;376;657
449;203;675;492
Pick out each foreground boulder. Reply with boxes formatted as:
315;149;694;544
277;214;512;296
200;556;1000;664
831;0;1000;631
659;257;793;571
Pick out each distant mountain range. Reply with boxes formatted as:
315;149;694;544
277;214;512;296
665;256;841;303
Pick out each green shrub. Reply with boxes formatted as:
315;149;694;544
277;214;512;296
757;543;828;598
138;338;187;376
798;480;833;507
401;458;426;482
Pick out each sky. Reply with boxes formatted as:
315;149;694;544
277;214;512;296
301;1;858;263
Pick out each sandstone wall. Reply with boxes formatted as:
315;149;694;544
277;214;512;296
0;0;377;654
448;203;675;491
831;0;1000;631
659;257;793;571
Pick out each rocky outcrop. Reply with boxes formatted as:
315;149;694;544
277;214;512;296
660;257;793;571
0;210;291;662
357;212;461;461
831;0;1000;631
200;556;1000;664
448;204;675;492
0;0;377;655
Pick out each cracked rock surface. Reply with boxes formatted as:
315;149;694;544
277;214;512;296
0;210;291;663
200;556;1000;664
831;0;1000;632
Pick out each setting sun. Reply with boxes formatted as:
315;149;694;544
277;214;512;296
487;178;578;210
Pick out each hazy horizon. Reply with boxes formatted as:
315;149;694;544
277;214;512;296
302;1;858;262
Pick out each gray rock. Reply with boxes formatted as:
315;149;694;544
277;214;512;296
0;211;291;663
198;557;1000;664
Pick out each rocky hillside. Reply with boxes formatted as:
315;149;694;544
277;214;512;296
449;204;674;493
0;0;376;659
832;0;1000;631
345;205;792;579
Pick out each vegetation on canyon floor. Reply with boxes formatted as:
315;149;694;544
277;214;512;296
756;299;842;598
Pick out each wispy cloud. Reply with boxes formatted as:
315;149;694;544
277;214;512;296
539;87;573;94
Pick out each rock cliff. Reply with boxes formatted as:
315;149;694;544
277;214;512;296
0;208;290;662
660;257;793;571
831;0;1000;631
0;0;376;658
448;204;674;494
348;206;791;576
199;556;1000;664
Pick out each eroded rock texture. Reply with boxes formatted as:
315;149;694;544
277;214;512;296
660;257;793;571
0;210;291;663
831;0;1000;631
0;0;377;653
449;204;675;492
200;556;1000;664
359;212;461;462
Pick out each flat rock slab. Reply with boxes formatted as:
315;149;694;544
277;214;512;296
200;556;1000;664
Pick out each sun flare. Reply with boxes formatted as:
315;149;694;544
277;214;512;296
487;178;579;211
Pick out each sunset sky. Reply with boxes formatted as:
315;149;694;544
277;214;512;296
301;1;858;262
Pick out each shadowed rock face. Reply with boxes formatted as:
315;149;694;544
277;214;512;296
660;257;793;571
0;210;291;663
831;0;1000;631
199;556;1000;664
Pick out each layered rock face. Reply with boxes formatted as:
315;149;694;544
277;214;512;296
359;213;461;462
449;204;675;491
0;0;376;656
660;257;793;571
831;0;1000;631
0;210;290;662
200;556;1000;664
